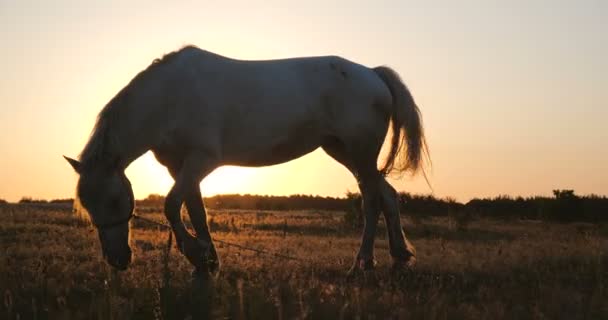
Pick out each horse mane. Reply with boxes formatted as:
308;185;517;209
78;45;199;170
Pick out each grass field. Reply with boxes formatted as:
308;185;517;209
1;203;606;319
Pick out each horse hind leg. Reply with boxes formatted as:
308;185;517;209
322;138;382;274
354;171;383;274
379;178;416;270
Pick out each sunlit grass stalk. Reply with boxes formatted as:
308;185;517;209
237;278;245;320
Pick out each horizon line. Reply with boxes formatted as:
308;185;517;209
6;189;607;205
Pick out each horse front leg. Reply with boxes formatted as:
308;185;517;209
164;184;208;271
164;154;217;272
185;189;219;273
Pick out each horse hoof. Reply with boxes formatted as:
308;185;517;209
390;255;416;276
192;266;214;279
201;258;220;274
192;253;219;273
358;257;377;270
346;258;376;280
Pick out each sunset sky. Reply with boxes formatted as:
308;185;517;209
1;0;606;203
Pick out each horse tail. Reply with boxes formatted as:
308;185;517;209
373;66;429;177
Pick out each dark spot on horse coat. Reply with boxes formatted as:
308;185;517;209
329;62;348;79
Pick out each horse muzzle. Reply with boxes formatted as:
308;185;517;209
104;246;132;270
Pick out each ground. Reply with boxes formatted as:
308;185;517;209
1;204;606;319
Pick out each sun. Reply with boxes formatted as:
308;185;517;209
125;152;174;198
126;152;259;199
200;166;257;196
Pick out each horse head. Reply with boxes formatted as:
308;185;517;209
65;156;134;270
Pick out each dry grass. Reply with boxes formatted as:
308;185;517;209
1;204;606;319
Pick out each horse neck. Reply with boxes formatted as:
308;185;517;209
81;110;156;172
82;58;173;171
110;116;155;170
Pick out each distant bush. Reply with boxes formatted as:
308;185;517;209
467;190;607;223
342;191;362;228
19;197;48;204
0;199;7;204
137;193;166;207
398;192;464;217
205;194;348;211
50;198;74;204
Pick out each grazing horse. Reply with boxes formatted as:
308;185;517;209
64;45;428;274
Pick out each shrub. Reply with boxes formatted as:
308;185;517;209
343;191;362;229
18;197;48;204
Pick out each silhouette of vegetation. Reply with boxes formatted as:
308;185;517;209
18;197;48;204
37;189;608;223
399;193;464;216
138;193;348;211
466;190;607;223
205;190;606;224
49;198;74;204
342;191;363;228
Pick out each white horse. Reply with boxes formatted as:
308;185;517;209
64;45;428;274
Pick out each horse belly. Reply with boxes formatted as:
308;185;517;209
225;133;322;167
221;109;325;168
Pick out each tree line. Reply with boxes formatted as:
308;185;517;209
138;193;347;211
12;189;607;223
135;190;608;223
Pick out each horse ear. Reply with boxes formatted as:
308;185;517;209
64;156;81;174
